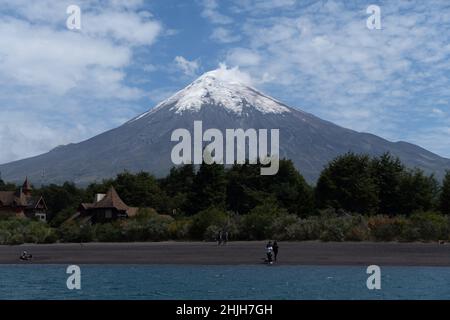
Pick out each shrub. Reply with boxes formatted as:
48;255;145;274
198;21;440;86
134;208;160;221
319;217;347;242
122;213;174;241
204;225;222;242
145;214;174;240
49;207;77;227
8;233;25;245
0;218;56;244
343;215;369;241
408;211;449;241
368;215;406;241
0;229;11;244
345;224;369;241
168;219;192;240
189;208;229;240
57;222;93;243
270;213;300;240
240;203;286;240
94;223;123;242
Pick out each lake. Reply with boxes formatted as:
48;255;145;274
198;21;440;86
0;265;449;300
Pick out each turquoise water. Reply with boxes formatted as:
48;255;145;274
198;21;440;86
0;265;449;300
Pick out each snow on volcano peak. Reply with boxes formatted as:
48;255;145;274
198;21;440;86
129;67;291;123
165;68;291;115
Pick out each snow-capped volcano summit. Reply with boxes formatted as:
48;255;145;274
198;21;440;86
1;66;450;185
133;66;290;121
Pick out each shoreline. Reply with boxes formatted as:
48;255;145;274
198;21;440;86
1;241;449;266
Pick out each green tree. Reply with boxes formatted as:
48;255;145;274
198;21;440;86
315;153;379;214
439;170;450;214
264;159;314;217
160;164;195;214
113;171;167;211
0;179;16;191
161;165;195;195
397;169;438;215
226;163;269;214
187;163;226;214
240;201;287;240
37;182;84;222
189;207;229;239
370;153;405;215
226;160;314;216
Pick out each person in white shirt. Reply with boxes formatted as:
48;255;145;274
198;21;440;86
266;241;273;264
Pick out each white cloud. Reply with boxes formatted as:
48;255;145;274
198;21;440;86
0;111;93;164
212;63;254;86
83;11;162;46
0;2;162;98
432;108;445;116
211;27;241;43
174;56;200;76
143;64;157;72
0;0;163;163
226;48;261;66
232;0;296;12
0;18;134;97
201;0;239;44
213;0;450;156
201;0;233;24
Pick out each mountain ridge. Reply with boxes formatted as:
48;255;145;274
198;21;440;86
1;67;449;185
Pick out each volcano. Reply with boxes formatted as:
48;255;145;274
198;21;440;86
1;67;449;185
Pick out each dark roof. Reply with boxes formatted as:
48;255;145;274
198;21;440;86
26;195;47;210
77;187;140;218
0;190;29;207
80;203;94;210
0;191;15;206
22;177;32;192
92;187;130;211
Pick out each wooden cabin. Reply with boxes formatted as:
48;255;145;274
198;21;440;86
76;187;138;224
0;178;47;222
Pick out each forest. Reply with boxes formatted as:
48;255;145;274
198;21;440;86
1;152;450;244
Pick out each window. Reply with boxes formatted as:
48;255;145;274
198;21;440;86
35;213;46;222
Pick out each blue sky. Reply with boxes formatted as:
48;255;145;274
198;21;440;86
1;0;450;164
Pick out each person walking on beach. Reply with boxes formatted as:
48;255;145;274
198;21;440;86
266;241;273;264
273;241;279;262
217;231;223;245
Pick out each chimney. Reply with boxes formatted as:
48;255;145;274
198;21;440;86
95;193;106;202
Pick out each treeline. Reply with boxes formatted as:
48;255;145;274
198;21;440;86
1;152;450;244
26;153;450;219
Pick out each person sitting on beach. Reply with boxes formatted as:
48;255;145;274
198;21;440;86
266;241;273;264
20;251;32;261
273;241;279;262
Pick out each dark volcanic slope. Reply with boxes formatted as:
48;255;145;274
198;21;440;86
1;69;449;185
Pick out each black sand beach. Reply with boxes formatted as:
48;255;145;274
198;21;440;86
1;241;449;266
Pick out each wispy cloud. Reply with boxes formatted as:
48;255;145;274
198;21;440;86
226;48;261;66
212;0;450;156
174;56;200;76
210;27;241;43
201;0;239;44
2;0;450;165
0;0;163;164
201;0;233;24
